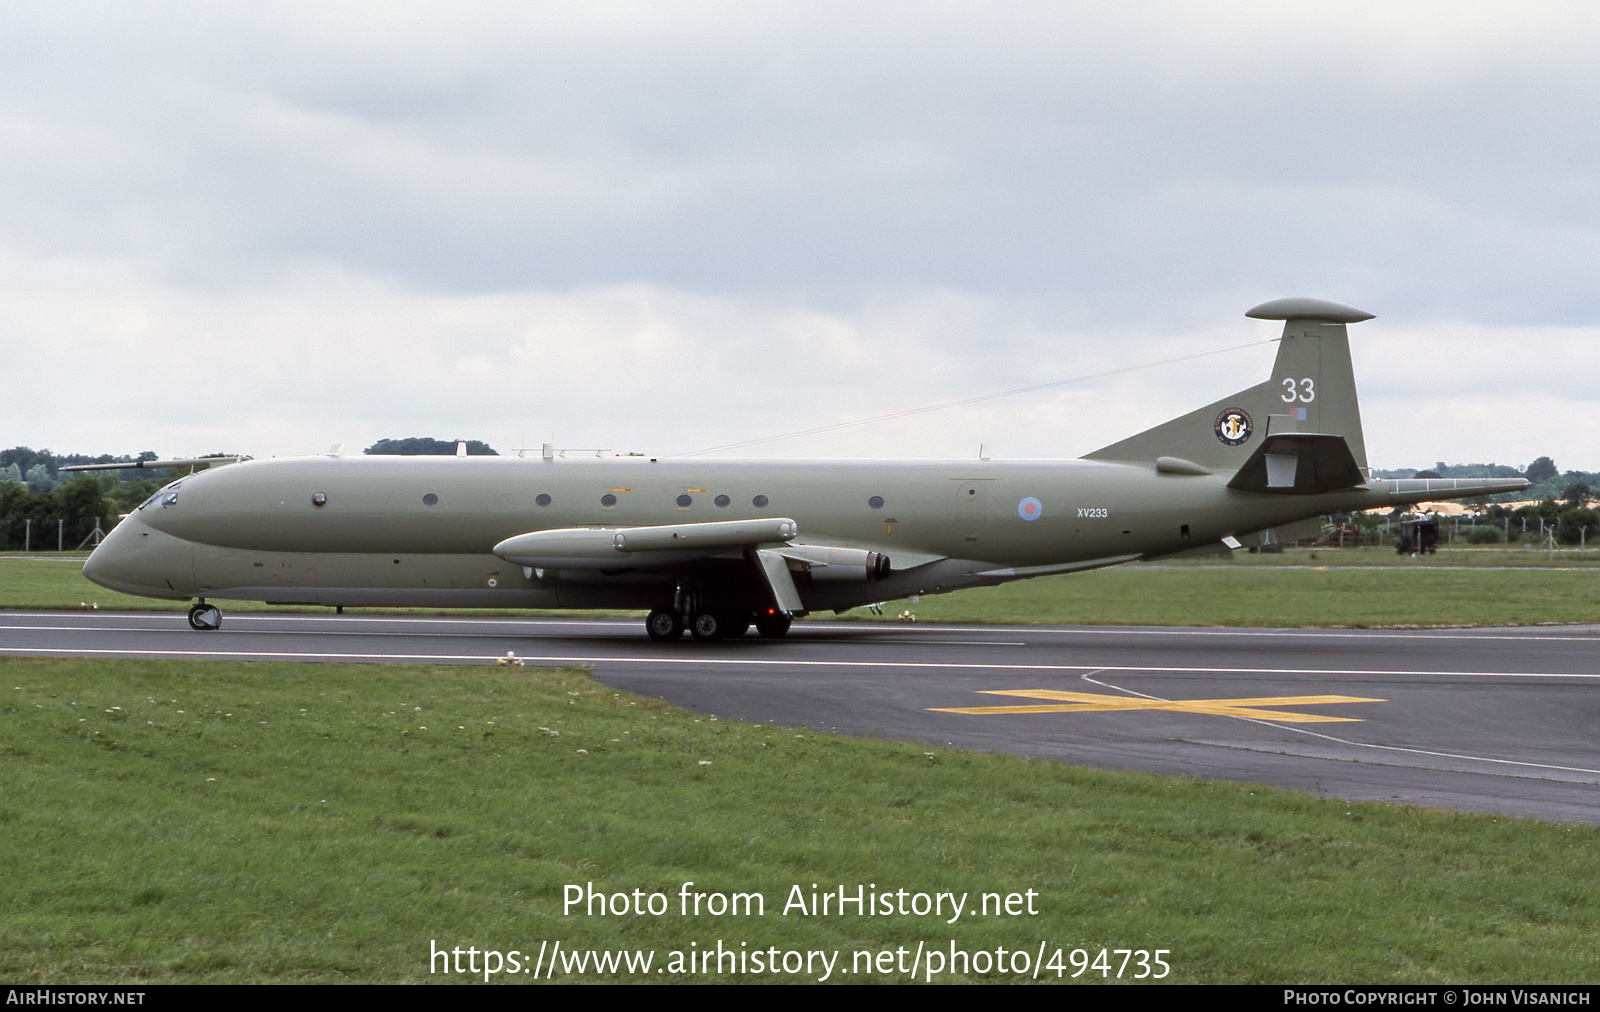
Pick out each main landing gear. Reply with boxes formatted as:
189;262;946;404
753;610;792;639
645;606;792;642
187;600;222;631
645;608;683;642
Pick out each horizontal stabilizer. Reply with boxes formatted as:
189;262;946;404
1227;434;1364;495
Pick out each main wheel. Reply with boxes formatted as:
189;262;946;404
689;611;725;641
754;611;792;638
187;603;222;631
645;608;683;642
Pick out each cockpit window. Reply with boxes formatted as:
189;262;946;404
138;480;182;511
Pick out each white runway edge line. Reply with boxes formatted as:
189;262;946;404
6;645;1600;682
63;615;1600;642
12;612;1600;644
0;623;1026;647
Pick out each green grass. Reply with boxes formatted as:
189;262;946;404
0;554;161;613
3;657;1598;983
1160;544;1600;566
890;565;1600;627
0;553;639;619
8;550;1596;628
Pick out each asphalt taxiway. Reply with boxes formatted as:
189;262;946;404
5;611;1600;823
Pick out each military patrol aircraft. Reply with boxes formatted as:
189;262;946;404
73;297;1528;641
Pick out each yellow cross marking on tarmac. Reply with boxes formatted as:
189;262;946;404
930;689;1386;723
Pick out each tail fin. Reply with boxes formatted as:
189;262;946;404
1084;297;1372;472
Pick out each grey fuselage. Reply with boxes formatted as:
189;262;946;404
81;451;1501;614
81;298;1533;620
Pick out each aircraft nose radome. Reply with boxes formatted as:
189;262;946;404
79;518;196;599
80;545;109;588
80;534;140;594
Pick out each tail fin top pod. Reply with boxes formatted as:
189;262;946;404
1084;298;1373;473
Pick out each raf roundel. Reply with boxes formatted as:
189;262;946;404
1214;407;1253;446
1017;496;1043;521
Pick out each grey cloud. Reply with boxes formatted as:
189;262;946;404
2;3;1599;466
2;4;1598;321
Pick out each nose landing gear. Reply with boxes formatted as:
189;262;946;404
187;600;222;631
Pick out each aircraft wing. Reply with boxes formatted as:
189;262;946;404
493;520;917;617
1226;434;1365;495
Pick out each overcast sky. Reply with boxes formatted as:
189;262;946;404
5;3;1599;471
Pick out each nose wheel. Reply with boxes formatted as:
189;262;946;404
187;602;222;631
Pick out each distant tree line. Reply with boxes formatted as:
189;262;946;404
1335;456;1600;547
1478;498;1600;546
0;447;168;494
1375;456;1591;504
364;437;498;455
0;448;168;550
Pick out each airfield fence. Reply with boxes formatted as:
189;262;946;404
0;516;109;552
